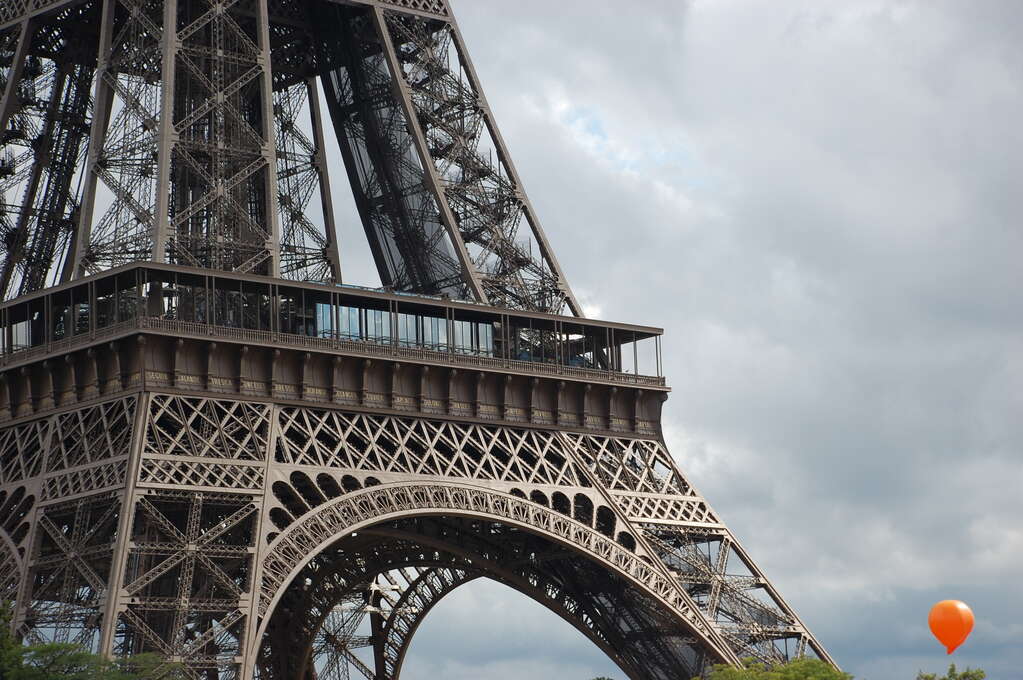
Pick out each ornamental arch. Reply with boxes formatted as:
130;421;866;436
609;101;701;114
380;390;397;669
254;482;729;680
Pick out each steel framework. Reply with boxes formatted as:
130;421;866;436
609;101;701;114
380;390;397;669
0;0;576;313
0;1;835;679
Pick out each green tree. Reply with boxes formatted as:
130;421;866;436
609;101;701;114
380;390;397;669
916;665;986;680
694;657;988;680
700;657;853;680
1;602;180;680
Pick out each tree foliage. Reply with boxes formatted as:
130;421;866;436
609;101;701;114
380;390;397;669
1;602;181;680
687;658;988;680
700;658;853;680
916;665;986;680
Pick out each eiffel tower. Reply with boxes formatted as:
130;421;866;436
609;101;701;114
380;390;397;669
0;1;835;678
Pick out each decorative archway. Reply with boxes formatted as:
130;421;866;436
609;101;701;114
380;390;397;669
255;482;735;680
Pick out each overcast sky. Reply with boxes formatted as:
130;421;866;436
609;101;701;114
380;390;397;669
331;1;1023;678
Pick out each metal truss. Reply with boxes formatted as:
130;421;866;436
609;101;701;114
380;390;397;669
260;565;471;680
0;387;833;679
0;397;136;648
113;490;257;679
259;520;704;680
136;0;279;275
375;566;477;679
22;492;121;651
0;6;95;298
0;0;835;676
67;0;164;277
270;404;590;486
0;395;136;492
1;0;578;313
0;484;34;600
316;5;470;299
312;3;578;312
377;10;579;314
272;77;341;283
1;0;286;287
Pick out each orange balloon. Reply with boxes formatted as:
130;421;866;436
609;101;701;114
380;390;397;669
928;600;974;654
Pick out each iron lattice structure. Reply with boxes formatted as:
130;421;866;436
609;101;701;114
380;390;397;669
0;1;835;679
0;0;577;313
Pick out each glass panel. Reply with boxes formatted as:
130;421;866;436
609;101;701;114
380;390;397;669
49;265;661;377
365;309;389;343
452;319;470;354
397;312;418;347
242;290;268;330
479;322;493;356
72;285;90;335
12;320;30;350
278;288;300;335
95;291;115;328
421;314;446;351
51;291;71;341
316;303;333;338
116;272;138;322
216;290;243;328
338;305;360;340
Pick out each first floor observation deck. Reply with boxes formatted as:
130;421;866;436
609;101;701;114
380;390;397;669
0;263;667;390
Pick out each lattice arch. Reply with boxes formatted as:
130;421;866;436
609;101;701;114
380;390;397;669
378;567;478;679
256;480;739;664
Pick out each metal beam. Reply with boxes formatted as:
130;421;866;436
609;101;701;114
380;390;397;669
0;20;32;136
62;0;115;283
446;19;582;316
307;76;344;283
150;0;178;265
370;6;488;304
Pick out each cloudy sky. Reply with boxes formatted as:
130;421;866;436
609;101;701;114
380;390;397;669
331;1;1023;678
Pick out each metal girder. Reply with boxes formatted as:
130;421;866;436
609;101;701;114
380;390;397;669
0;1;81;32
315;4;471;299
258;520;701;680
0;5;95;299
0;380;834;680
387;10;581;314
0;0;578;314
0;0;836;676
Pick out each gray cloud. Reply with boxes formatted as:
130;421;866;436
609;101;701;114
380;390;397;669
333;2;1023;678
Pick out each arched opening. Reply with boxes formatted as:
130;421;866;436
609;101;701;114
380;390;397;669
402;579;623;679
291;471;326;507
573;493;593;525
316;473;344;499
529;490;549;506
269;507;293;531
257;492;716;680
551;491;571;516
595;505;616;538
272;480;309;517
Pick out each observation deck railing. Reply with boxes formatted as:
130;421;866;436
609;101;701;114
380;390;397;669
1;259;671;386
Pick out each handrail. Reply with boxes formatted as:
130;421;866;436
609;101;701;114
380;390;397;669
0;315;667;388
